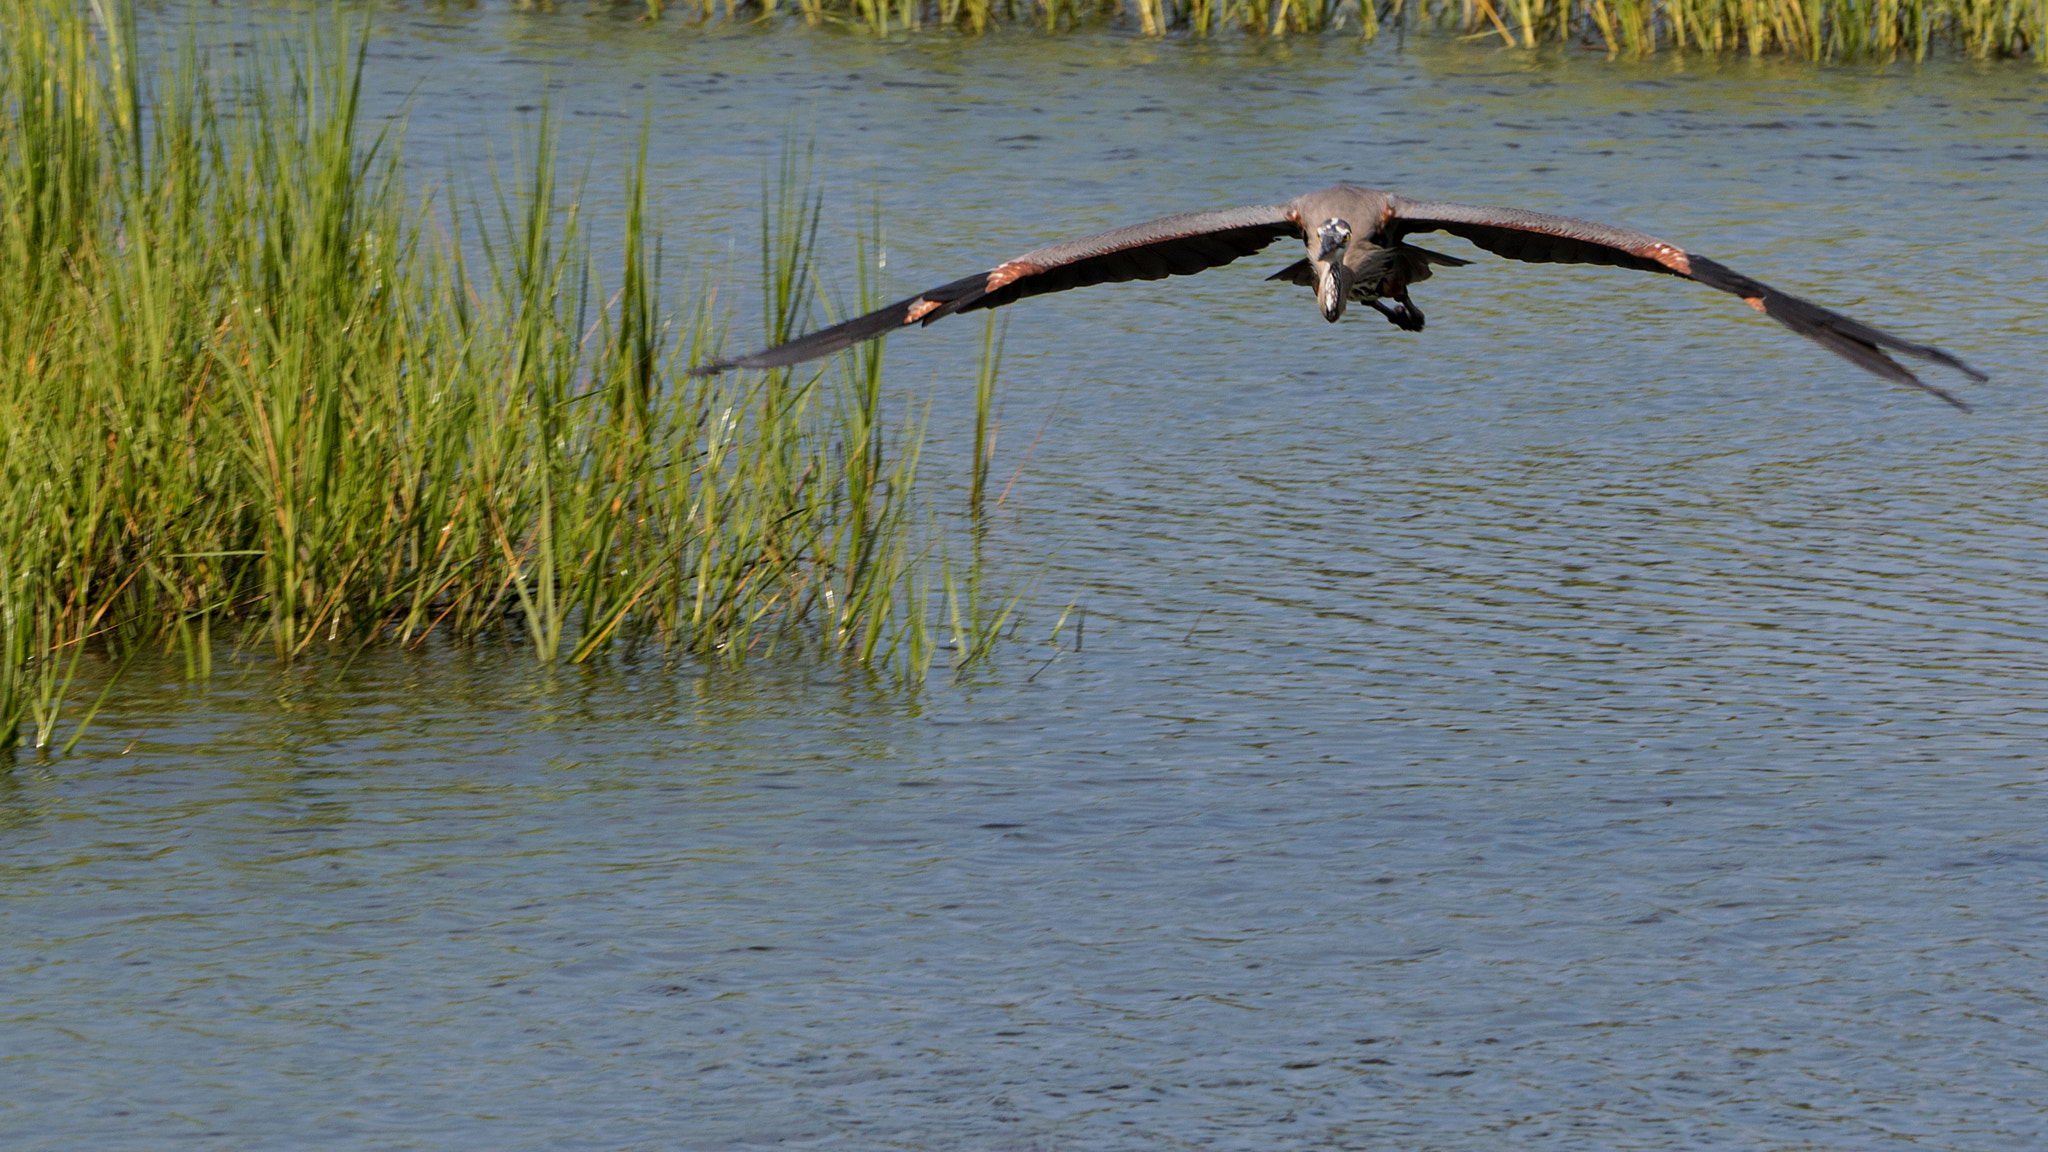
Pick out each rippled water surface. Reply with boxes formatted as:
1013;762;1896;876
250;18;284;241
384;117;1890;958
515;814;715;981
5;7;2046;1150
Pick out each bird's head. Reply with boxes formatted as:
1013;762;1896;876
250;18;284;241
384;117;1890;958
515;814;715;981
1312;218;1354;322
1315;218;1352;262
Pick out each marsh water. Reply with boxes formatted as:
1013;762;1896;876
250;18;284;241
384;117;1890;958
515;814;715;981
6;7;2048;1149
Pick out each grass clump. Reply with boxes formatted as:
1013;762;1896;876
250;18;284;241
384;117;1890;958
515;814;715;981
1400;0;2044;59
0;0;1003;755
670;0;2043;59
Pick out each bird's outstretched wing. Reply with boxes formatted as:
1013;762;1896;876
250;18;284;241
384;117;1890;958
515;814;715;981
1385;197;1988;410
691;205;1298;375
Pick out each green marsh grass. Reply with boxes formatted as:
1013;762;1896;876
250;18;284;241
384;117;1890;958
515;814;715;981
704;0;2042;58
0;0;1013;754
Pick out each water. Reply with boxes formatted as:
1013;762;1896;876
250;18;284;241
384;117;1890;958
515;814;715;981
5;8;2047;1149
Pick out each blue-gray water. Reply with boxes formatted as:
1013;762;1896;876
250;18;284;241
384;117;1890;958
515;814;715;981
5;7;2046;1150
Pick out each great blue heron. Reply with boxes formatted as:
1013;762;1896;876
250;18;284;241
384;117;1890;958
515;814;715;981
692;184;1986;409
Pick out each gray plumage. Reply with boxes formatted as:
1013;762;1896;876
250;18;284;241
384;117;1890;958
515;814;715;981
691;183;1986;409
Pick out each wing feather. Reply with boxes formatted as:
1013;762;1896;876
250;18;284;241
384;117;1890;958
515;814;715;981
1388;197;1986;407
936;206;1299;319
1387;198;1687;274
688;274;990;374
693;205;1297;374
1685;255;1987;409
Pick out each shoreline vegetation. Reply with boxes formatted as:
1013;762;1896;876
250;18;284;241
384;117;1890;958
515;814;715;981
1;0;1014;756
655;0;2044;61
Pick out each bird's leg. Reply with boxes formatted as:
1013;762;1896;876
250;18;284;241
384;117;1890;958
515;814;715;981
1368;290;1426;332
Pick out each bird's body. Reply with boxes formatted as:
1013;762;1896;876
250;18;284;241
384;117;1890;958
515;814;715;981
693;183;1985;409
1267;237;1468;332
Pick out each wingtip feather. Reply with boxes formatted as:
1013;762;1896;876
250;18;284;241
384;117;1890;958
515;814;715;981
1685;254;1984;407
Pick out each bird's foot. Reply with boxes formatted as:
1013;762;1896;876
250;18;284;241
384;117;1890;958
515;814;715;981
1369;298;1426;332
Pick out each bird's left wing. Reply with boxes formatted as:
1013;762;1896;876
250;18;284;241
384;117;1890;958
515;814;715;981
1384;197;1986;409
1383;198;1688;275
691;204;1298;375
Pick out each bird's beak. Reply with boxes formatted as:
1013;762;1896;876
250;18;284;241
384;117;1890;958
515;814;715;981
1317;263;1352;323
1311;218;1354;322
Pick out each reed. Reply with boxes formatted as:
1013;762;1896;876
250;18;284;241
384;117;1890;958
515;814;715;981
0;0;1011;754
667;0;2043;58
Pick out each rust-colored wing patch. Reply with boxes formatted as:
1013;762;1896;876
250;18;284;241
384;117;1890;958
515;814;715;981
688;271;993;374
985;261;1041;292
1641;242;1693;276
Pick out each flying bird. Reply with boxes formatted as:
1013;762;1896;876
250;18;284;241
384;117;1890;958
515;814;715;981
692;184;1986;409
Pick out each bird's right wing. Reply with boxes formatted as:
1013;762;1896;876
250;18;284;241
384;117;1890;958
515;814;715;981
1384;197;1986;409
692;204;1299;375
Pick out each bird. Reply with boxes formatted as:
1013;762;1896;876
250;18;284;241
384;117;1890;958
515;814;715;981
690;183;1986;409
